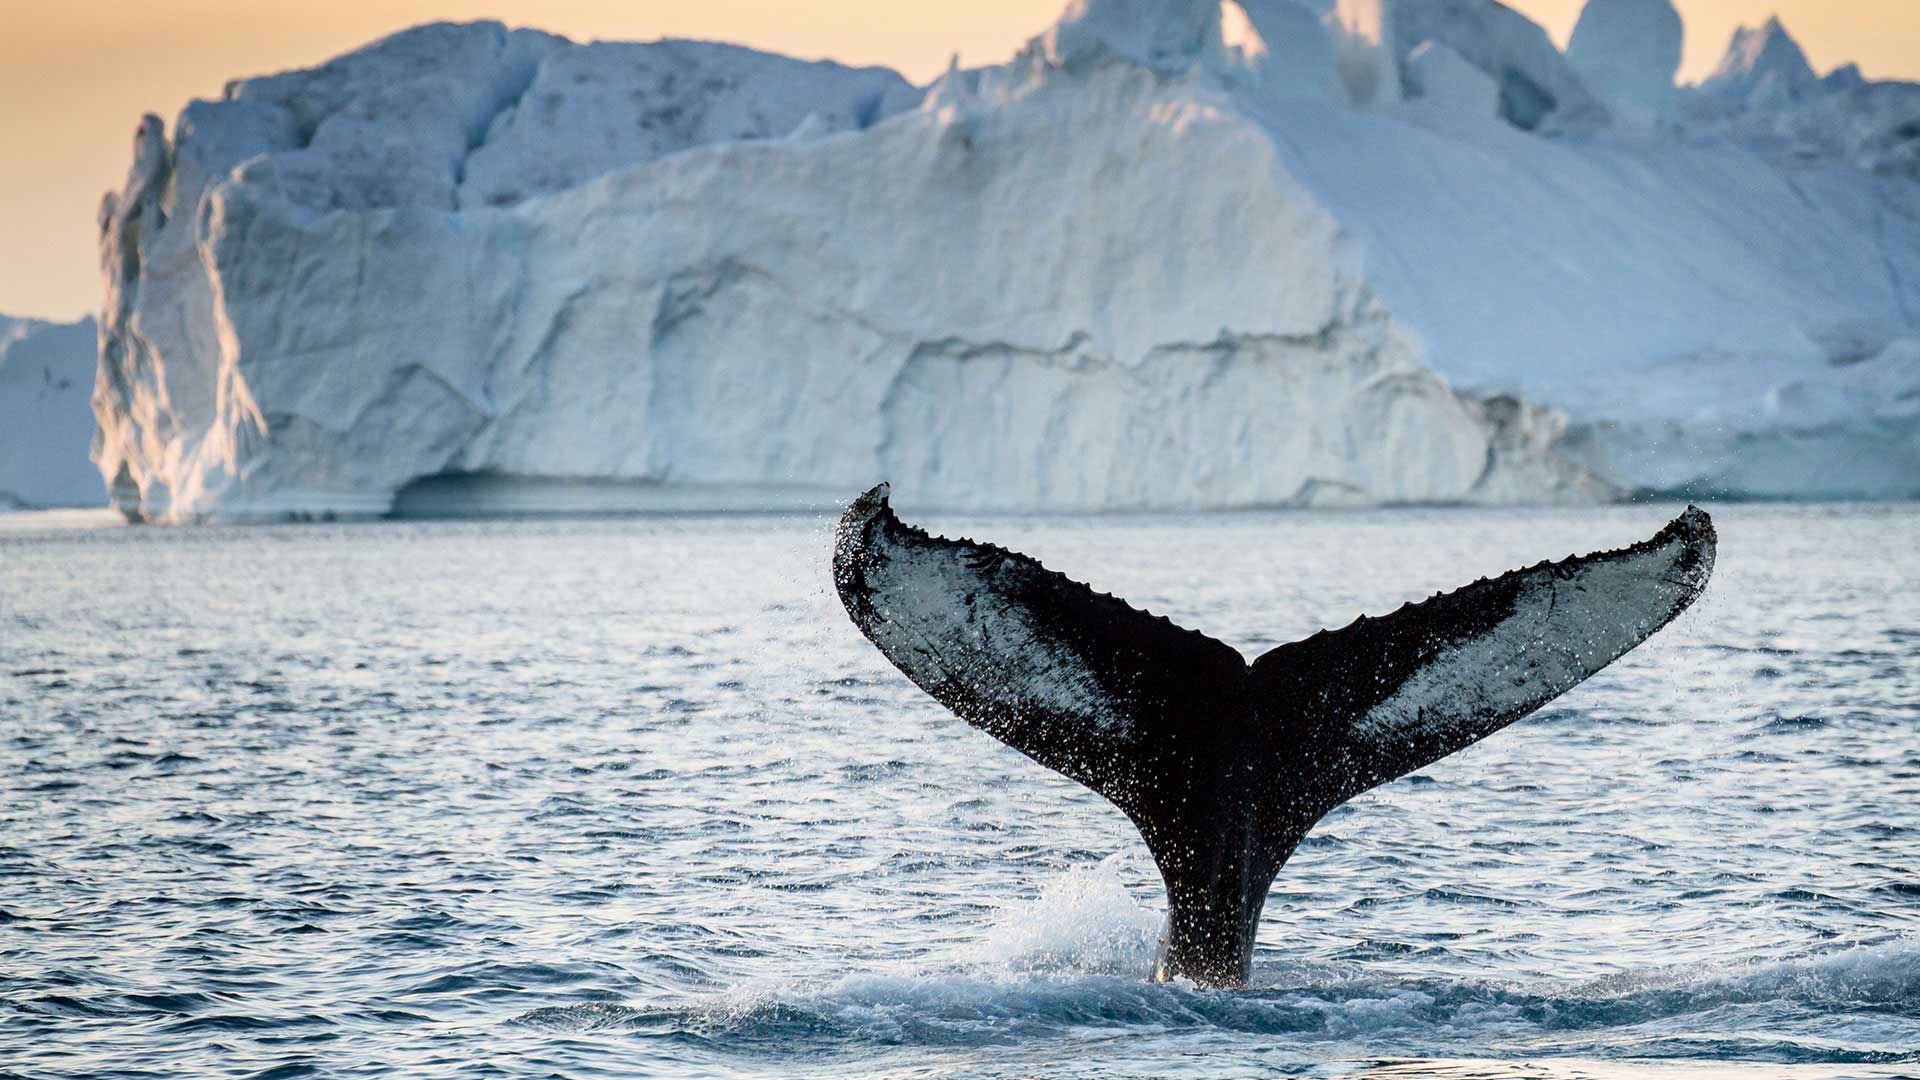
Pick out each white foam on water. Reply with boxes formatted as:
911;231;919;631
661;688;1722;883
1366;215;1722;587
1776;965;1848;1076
966;851;1165;978
1568;935;1920;1008
696;854;1164;1020
670;925;1920;1053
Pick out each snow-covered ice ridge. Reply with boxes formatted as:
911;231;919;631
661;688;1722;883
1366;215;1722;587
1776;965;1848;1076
1;314;101;510
94;0;1920;521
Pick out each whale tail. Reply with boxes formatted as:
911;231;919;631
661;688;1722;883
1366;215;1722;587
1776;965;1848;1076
832;483;1715;987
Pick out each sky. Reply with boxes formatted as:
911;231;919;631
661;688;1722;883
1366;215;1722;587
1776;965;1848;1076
3;1;1916;322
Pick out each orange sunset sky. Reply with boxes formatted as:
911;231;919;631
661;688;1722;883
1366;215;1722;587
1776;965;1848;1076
3;0;1915;322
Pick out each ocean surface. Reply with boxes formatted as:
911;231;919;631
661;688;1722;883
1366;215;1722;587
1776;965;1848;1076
2;503;1916;1079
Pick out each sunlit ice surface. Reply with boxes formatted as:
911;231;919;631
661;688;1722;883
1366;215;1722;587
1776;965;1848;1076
1;503;1915;1078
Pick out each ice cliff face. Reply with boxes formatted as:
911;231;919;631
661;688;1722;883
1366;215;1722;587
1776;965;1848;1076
92;0;1920;521
0;315;101;509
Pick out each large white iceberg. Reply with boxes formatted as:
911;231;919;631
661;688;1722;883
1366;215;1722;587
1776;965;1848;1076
92;0;1920;521
0;314;101;509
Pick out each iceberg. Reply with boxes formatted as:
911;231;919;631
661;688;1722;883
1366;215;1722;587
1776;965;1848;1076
1690;18;1920;180
91;0;1920;521
0;314;101;510
1382;0;1609;130
1698;16;1821;111
1566;0;1682;122
1403;40;1499;118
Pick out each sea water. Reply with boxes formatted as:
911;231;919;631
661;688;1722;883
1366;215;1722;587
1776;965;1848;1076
1;503;1915;1079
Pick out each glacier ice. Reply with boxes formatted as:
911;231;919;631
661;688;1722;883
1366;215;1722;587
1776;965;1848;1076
1403;40;1498;119
1699;16;1821;112
87;0;1920;521
0;314;102;509
1565;0;1682;123
1687;12;1920;181
1383;0;1609;130
1684;16;1920;181
1325;0;1404;107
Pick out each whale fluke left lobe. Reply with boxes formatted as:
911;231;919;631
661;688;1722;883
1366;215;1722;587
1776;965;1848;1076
832;484;1715;987
832;482;1246;811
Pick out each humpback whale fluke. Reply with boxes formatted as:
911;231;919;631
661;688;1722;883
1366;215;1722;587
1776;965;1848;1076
832;483;1716;988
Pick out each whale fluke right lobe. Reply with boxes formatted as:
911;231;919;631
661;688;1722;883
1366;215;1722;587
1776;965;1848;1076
833;485;1715;987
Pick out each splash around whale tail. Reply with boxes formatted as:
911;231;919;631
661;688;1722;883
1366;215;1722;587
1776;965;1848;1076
831;483;1716;987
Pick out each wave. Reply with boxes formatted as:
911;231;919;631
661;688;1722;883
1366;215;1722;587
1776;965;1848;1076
512;857;1920;1064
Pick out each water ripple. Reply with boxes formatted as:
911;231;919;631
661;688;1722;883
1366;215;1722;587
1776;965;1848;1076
1;504;1917;1078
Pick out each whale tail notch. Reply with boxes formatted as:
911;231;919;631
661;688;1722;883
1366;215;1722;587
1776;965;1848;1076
832;483;1715;987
